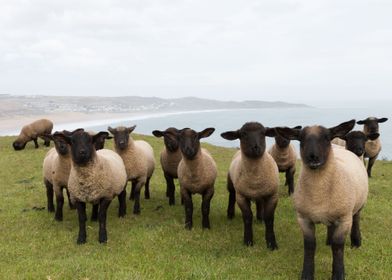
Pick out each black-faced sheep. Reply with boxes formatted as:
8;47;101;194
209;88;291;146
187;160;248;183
221;122;279;249
276;120;368;280
177;128;217;230
13;119;53;150
108;125;155;215
57;130;127;244
152;127;182;205
332;131;380;158
268;125;301;195
357;117;388;177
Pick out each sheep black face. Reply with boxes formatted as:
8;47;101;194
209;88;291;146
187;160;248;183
178;128;215;160
357;117;388;135
221;122;275;159
12;141;26;151
343;131;379;157
276;120;355;170
274;126;302;148
152;127;180;152
94;134;112;150
108;126;136;151
51;133;70;156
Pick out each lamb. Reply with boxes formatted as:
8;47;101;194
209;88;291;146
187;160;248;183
276;119;368;280
221;122;279;249
56;130;127;244
177;127;217;230
13;119;53;150
357;117;388;177
108;125;155;215
268;125;301;195
152;127;182;205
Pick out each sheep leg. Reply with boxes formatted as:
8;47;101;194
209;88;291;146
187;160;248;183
181;188;193;230
263;195;278;250
118;188;127;217
367;156;377;177
44;179;54;212
54;187;64;221
330;217;351;280
40;135;51;147
144;176;151;199
98;199;111;243
33;138;39;148
286;167;295;196
298;216;316;280
227;174;236;219
256;200;264;223
129;181;136;200
326;224;336;246
165;173;176;205
133;181;144;215
91;204;99;222
75;201;87;244
66;188;75;209
236;194;253;246
201;188;214;229
350;211;362;248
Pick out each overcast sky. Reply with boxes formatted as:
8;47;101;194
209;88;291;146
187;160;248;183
0;0;391;102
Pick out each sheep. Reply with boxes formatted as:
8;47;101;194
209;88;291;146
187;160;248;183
268;125;301;196
177;127;217;230
56;130;127;244
87;130;112;150
108;125;155;215
276;119;368;280
332;131;380;159
13;119;53;150
221;122;279;249
152;127;182;205
357;117;388;177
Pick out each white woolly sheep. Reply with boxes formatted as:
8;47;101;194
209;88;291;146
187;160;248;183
177;127;217;230
268;125;301;196
108;125;155;215
152;127;182;205
13;119;53;150
57;130;127;244
276;119;368;280
221;122;279;249
357;117;388;177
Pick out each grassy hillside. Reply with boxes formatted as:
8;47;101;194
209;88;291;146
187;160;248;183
0;135;391;279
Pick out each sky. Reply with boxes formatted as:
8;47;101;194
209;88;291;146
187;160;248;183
0;0;391;103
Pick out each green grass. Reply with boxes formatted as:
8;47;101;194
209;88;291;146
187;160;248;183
0;135;391;279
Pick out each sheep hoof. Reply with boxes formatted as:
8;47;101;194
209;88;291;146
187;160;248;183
48;206;55;212
77;236;86;244
267;242;278;251
185;223;193;230
145;194;150;199
227;212;235;220
99;236;107;243
351;238;361;248
244;240;253;246
202;223;211;229
133;209;141;215
54;215;63;222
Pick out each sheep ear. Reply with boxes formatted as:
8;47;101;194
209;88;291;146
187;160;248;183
329;119;355;139
221;130;239;140
128;125;136;134
357;119;366;125
152;130;164;137
265;128;276;137
198;128;215;139
275;127;301;140
377;117;388;123
292;125;302;129
107;126;116;135
105;135;113;140
93;132;109;144
367;133;380;141
53;132;72;145
44;134;54;141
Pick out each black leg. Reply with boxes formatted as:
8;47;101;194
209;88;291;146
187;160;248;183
263;196;278;250
33;138;39;148
54;191;64;221
130;181;136;200
66;188;75;209
227;174;236;219
133;185;141;215
182;189;193;230
98;199;111;243
256;200;264;223
237;195;253;246
331;236;345;280
367;156;377;177
201;188;214;229
44;179;54;212
118;188;126;217
326;224;336;246
75;201;87;244
302;234;316;280
286;167;295;196
165;173;176;205
351;211;362;248
91;204;99;221
144;177;151;199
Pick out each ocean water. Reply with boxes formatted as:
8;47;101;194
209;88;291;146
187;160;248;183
85;102;392;160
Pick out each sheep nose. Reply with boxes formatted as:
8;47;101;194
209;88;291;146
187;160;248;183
79;149;86;156
119;140;125;145
309;153;319;161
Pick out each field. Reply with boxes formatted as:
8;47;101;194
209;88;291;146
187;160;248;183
0;135;391;279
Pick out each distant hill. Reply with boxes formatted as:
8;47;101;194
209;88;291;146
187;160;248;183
0;94;310;117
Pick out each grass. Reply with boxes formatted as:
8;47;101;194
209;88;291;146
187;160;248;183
0;135;391;279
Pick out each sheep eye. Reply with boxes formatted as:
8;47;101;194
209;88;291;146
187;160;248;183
241;131;247;137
